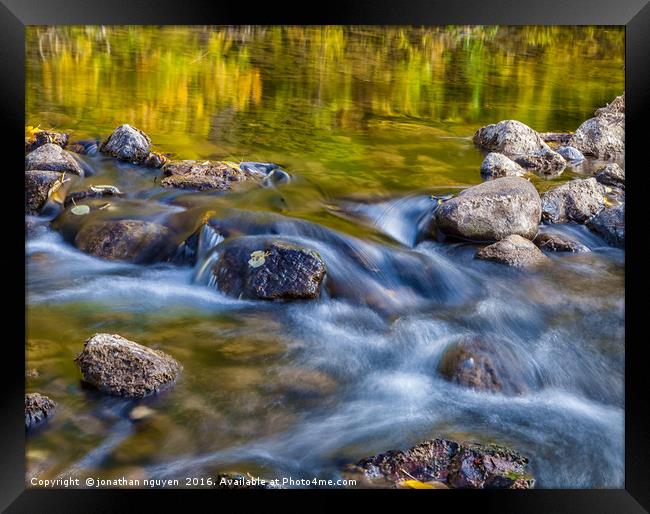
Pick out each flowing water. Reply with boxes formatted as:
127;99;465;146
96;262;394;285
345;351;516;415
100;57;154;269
25;26;625;488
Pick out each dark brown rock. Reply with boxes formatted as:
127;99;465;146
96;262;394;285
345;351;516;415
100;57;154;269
347;438;533;489
438;338;529;394
475;234;548;267
212;239;327;300
447;443;533;489
64;185;124;207
25;130;69;153
161;160;249;191
25;393;56;430
25;143;83;176
74;333;181;398
533;232;590;253
74;219;172;263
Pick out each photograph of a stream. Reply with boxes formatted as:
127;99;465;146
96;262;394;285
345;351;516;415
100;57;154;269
25;26;625;489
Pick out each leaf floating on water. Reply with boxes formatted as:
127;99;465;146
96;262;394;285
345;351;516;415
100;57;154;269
90;184;122;194
248;250;270;268
70;205;90;216
400;479;436;489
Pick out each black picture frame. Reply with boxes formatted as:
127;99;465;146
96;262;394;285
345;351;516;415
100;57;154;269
3;1;649;511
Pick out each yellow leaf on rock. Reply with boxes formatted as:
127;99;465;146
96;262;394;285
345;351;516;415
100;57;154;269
401;479;436;489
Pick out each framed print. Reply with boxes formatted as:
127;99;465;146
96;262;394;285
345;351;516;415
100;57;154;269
2;0;649;511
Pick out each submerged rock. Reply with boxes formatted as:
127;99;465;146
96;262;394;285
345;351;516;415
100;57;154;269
538;132;572;144
74;219;172;263
25;169;65;214
25;393;56;430
346;438;533;489
480;152;525;178
556;146;585;163
435;177;541;241
74;333;181;398
64;185;124;207
587;204;624;248
25;143;83;176
540;178;605;224
569;96;625;159
533;232;590;253
438;337;529;394
475;234;548;267
100;124;152;164
473;120;548;156
25;130;69;153
161;160;249;191
514;148;566;175
595;163;625;189
211;239;327;300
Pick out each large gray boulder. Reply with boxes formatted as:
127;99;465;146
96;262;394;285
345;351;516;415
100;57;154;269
595;163;625;189
75;333;181;398
211;239;327;300
480;152;525;178
435;177;541;241
568;95;625;159
473;120;548;156
346;438;533;489
74;219;172;263
475;234;549;267
587;204;624;248
100;124;154;164
25;143;83;176
25;169;64;214
540;178;605;224
25;393;56;430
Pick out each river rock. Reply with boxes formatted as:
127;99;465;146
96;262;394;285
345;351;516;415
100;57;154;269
595;163;625;189
475;234;548;267
346;438;533;489
533;232;589;253
447;443;533;489
556;146;585;163
540;178;605;224
161;160;249;191
587;204;624;248
435;177;541;241
212;239;327;300
473;120;548;156
25;393;56;430
25;143;83;176
25;130;69;153
438;337;528;394
480;152;525;178
514;148;566;174
25;170;64;214
74;219;172;263
568;96;625;159
63;185;124;207
539;132;571;144
100;124;153;164
74;333;181;398
594;93;624;117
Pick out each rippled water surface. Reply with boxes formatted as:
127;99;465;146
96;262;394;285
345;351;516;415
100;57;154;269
26;26;624;488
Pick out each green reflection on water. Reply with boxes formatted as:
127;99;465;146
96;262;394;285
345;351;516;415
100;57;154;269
27;25;624;195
